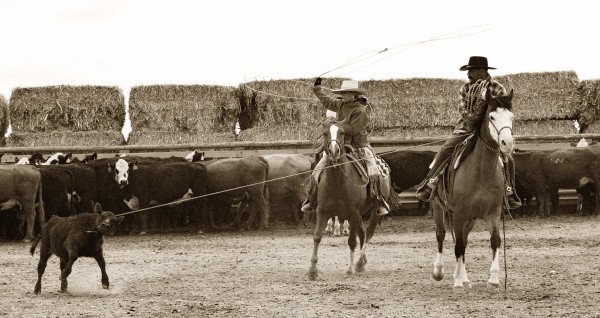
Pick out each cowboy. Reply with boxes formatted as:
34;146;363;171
415;56;522;209
301;78;390;216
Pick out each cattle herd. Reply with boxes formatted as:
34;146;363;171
0;143;598;293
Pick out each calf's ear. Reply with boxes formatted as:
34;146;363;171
93;202;103;214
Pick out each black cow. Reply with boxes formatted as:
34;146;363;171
45;163;98;214
514;148;600;217
200;155;270;231
87;158;132;232
380;150;436;214
109;158;208;234
30;203;123;294
36;165;78;220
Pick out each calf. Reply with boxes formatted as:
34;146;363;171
30;203;123;294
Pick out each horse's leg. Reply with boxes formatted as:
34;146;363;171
453;219;473;289
308;210;328;280
432;204;445;281
346;219;358;276
342;219;350;236
355;218;368;273
325;218;333;233
333;216;341;236
487;218;502;288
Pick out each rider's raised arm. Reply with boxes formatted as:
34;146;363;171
313;84;342;113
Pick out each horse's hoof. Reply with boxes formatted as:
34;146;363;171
452;286;465;293
102;284;109;290
355;264;365;273
346;269;355;276
432;269;444;281
487;281;500;289
308;270;318;281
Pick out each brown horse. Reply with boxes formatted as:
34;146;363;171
431;89;515;289
308;120;388;280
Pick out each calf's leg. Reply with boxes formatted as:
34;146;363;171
94;253;110;289
33;252;51;294
61;254;78;293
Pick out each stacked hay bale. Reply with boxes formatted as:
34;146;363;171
237;78;464;141
497;71;580;136
127;85;239;144
0;94;9;146
361;78;464;138
576;80;600;133
236;78;346;143
8;85;125;147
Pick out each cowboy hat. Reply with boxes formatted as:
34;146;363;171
459;56;496;71
331;80;367;95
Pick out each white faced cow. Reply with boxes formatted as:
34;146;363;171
109;158;208;234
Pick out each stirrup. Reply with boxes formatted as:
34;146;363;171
301;200;314;213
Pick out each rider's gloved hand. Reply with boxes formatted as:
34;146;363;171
314;77;322;86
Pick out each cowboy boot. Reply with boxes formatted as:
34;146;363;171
301;179;318;213
415;176;438;202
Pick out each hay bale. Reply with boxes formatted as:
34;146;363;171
576;80;600;132
238;78;347;131
239;78;463;140
9;85;125;132
8;131;124;147
496;71;580;121
370;126;454;139
128;85;239;133
513;119;577;136
361;78;464;129
0;94;9;146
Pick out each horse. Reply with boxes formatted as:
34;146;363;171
431;88;515;289
308;119;389;280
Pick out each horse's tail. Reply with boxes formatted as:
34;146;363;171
365;207;379;243
445;209;455;243
257;156;270;222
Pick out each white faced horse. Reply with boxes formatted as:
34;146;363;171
431;89;515;290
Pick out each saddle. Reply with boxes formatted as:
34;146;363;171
451;134;477;170
344;145;391;181
437;134;477;202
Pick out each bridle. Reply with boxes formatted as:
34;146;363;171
323;123;368;188
480;105;513;154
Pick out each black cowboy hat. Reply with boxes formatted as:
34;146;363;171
459;56;496;71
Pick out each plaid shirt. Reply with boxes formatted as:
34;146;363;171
454;75;507;134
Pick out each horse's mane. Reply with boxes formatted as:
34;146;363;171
491;91;514;111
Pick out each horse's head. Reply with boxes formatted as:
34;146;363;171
321;118;347;164
483;89;515;154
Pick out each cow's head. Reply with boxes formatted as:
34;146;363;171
43;152;72;165
185;150;205;162
92;203;124;234
108;158;137;188
82;152;98;163
29;153;46;165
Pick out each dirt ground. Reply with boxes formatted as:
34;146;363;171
1;213;600;318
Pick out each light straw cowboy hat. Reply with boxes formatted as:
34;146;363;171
331;80;367;95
